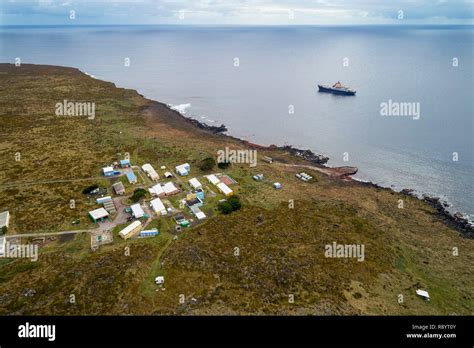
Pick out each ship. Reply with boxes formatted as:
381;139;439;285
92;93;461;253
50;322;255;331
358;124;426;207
318;81;356;96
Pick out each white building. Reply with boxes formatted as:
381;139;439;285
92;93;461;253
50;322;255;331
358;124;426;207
416;289;430;301
217;182;233;196
131;203;145;218
102;166;114;176
195;211;206;220
96;196;112;204
0;211;10;229
188;177;202;190
149;183;165;197
190;205;206;220
89;207;109;223
119;220;142;239
176;163;190;176
150;198;167;216
206;174;220;186
142;163;159;181
162;182;179;196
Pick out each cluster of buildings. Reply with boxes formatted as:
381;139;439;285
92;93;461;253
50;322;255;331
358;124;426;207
101;158;138;194
88;195;119;223
102;159;130;177
91;158;241;242
296;172;313;182
181;184;206;220
118;220;159;240
205;174;234;196
142;162;191;180
97;196;117;214
148;182;180;197
251;172;281;189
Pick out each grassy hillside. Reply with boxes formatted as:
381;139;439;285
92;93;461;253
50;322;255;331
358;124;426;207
0;64;472;315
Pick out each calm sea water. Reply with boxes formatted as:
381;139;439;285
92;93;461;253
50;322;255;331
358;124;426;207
1;25;473;217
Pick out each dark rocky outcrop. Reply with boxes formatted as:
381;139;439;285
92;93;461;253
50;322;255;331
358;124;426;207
422;195;474;238
187;119;227;134
274;145;330;165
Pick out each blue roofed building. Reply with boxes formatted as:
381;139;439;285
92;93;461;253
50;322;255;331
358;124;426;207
195;188;205;201
126;171;137;184
120;159;131;168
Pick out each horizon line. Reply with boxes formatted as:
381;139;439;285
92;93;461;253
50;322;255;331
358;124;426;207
1;23;473;27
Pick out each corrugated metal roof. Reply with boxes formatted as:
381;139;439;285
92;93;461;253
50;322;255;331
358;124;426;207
150;183;164;196
163;182;179;195
189;177;202;189
126;172;137;181
119;220;142;238
150;198;166;214
217;182;233;195
89;207;109;220
206;174;220;185
113;182;125;192
131;204;145;218
142;163;159;180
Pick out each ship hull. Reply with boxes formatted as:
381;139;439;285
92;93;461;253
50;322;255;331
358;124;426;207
318;85;356;96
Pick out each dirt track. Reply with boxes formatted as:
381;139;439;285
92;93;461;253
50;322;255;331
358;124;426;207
279;163;358;178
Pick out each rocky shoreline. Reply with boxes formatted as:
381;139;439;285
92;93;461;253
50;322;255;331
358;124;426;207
359;182;474;238
185;118;228;134
239;141;330;165
158;102;331;166
154;99;473;237
270;145;330;165
420;195;474;238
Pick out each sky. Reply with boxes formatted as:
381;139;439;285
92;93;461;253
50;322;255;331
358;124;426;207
0;0;473;26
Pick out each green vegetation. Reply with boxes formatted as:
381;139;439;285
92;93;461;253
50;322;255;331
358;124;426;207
227;195;242;211
0;64;472;316
217;161;231;169
199;157;216;171
217;201;233;214
218;196;242;214
131;188;147;202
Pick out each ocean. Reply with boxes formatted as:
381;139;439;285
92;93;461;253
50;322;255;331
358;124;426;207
1;25;473;218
